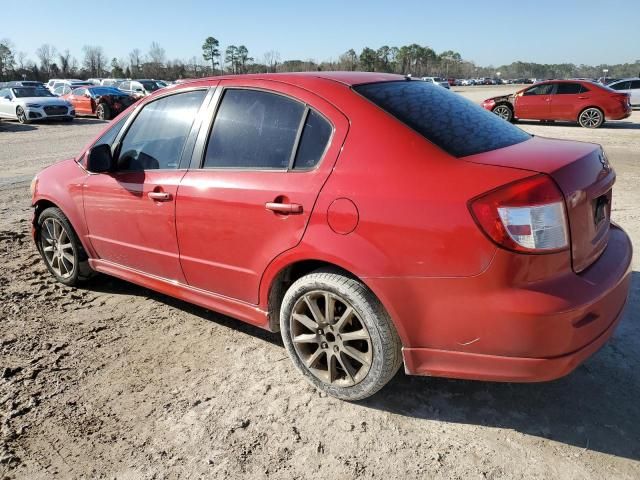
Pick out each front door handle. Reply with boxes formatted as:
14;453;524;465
148;191;172;201
577;96;588;99
265;202;303;214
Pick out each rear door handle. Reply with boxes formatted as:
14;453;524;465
148;191;172;201
578;96;588;99
265;202;303;214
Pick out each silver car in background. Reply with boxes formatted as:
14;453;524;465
421;76;450;89
607;78;640;106
0;86;75;123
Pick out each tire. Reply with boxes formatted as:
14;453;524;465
280;269;403;401
96;103;111;121
63;116;74;122
36;207;93;286
492;103;513;122
578;107;604;128
16;107;29;124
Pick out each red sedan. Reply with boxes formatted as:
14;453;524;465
482;80;632;128
30;73;632;400
63;86;137;120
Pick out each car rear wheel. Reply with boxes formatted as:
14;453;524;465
578;107;604;128
96;103;111;121
16;107;29;124
36;207;93;286
280;269;403;401
492;104;513;122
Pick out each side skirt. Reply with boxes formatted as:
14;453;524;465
89;259;270;329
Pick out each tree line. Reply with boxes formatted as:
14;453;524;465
1;36;638;82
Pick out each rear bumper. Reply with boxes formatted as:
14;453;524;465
402;298;626;382
366;224;632;382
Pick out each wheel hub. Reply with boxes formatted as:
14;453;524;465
290;290;373;387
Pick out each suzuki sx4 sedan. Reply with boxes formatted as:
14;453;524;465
31;73;632;400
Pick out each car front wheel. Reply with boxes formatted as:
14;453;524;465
280;269;403;401
16;107;29;124
492;104;514;122
36;207;93;286
578;107;604;128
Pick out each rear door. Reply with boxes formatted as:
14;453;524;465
176;80;348;304
548;82;585;120
514;83;554;119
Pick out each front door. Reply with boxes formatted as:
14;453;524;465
71;88;92;115
83;88;209;281
514;83;554;119
176;81;348;304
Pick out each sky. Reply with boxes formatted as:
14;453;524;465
2;0;639;67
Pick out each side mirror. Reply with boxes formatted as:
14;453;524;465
135;88;143;93
86;144;114;173
85;92;91;97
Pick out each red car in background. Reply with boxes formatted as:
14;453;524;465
30;73;632;400
482;80;632;128
63;86;137;120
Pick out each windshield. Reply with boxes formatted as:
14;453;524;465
90;87;126;96
140;81;162;92
355;80;531;158
13;87;54;98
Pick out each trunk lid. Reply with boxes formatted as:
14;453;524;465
463;136;614;272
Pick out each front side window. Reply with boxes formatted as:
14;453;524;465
355;80;530;158
94;113;131;148
204;89;305;169
555;83;582;95
523;84;554;96
117;90;206;171
73;88;86;97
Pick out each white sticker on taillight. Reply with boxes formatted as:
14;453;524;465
497;202;568;250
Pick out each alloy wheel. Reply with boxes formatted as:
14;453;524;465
290;290;373;387
40;217;76;279
16;107;27;124
493;105;512;121
579;108;602;128
96;105;105;120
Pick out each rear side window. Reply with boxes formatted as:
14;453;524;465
117;90;206;170
630;80;640;89
355;81;530;158
555;83;582;94
204;89;305;169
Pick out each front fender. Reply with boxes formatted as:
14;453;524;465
32;159;93;257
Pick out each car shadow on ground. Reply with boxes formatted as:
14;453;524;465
0;122;38;132
81;270;640;461
517;119;640;129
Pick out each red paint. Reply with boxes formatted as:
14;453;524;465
32;72;633;383
482;80;632;122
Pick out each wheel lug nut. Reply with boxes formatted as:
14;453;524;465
317;329;324;335
333;345;339;353
321;342;328;349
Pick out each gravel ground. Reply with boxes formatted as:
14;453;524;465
1;87;639;479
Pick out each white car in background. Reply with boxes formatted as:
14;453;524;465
421;77;450;89
0;86;74;123
607;78;640;106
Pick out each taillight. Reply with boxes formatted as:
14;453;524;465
469;174;569;253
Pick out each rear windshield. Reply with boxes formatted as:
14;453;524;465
354;80;531;157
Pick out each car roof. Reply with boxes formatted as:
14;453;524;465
178;71;404;88
608;77;640;83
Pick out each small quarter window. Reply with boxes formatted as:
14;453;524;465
293;110;332;169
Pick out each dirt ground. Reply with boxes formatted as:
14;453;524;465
1;86;639;479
